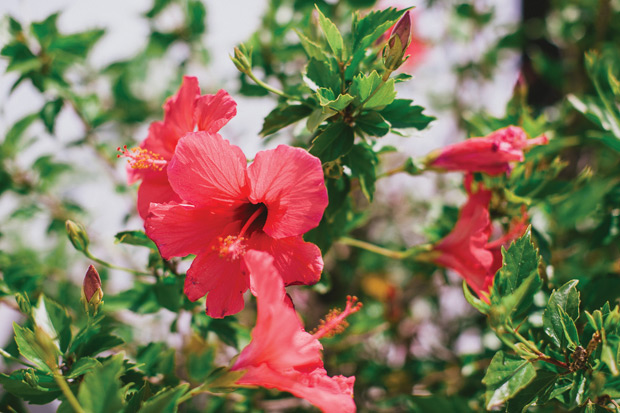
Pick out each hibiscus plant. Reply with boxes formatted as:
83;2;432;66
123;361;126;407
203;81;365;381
1;0;620;412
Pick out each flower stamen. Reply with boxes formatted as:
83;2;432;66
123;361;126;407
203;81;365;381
117;145;167;171
312;296;363;340
214;235;247;261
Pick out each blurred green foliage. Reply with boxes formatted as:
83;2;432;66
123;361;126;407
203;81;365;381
1;0;620;412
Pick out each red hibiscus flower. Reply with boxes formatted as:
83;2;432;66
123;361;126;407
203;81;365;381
145;132;328;318
430;181;529;303
426;126;548;176
119;76;237;219
232;250;358;413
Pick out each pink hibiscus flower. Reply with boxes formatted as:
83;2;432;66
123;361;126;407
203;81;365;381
430;181;529;303
118;76;237;219
145;132;328;318
232;250;358;413
426;126;548;176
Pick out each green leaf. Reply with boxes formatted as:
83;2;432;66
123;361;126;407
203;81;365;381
309;122;355;162
601;338;619;376
491;230;542;321
48;29;105;58
482;351;537;409
124;382;153;413
356;111;390;137
40;99;64;134
32;295;72;353
316;88;354;111
2;113;39;157
345;143;378;201
315;6;345;59
137;385;188;413
305;57;341;93
569;371;588;408
352;8;404;53
505;370;558;413
137;343;175;377
260;104;313;136
379;99;434;130
0;370;61;404
30;14;59;48
558;306;580;348
77;354;126;413
295;30;329;61
306;108;336;132
462;281;490;314
115;230;157;249
66;357;101;379
350;71;396;110
13;323;57;373
543;280;581;349
1;42;40;73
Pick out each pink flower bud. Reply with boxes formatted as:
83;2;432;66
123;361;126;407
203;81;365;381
83;265;103;304
390;10;412;52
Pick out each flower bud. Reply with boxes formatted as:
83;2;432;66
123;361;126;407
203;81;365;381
231;45;253;75
65;220;89;253
383;11;412;71
15;293;31;315
82;265;103;314
23;369;39;388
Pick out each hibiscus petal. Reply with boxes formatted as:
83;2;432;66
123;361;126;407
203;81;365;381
237;251;322;371
167;131;250;208
248;233;323;287
184;250;248;318
141;121;177;160
136;172;182;219
248;145;328;238
145;202;232;258
195;89;237;133
236;364;356;413
162;76;200;138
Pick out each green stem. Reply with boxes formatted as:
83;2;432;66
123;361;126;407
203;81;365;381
54;372;84;413
177;383;212;404
508;325;570;370
245;71;310;106
338;237;432;260
84;249;151;276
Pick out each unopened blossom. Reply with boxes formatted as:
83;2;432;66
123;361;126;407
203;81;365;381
430;181;529;302
378;3;427;72
426;126;549;176
232;251;358;413
145;132;328;318
119;76;237;218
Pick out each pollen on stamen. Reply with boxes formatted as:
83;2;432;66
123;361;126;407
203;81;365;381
213;235;247;261
312;296;363;340
117;145;167;171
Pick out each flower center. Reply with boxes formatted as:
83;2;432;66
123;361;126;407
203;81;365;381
214;235;247;261
214;203;267;261
117;145;167;171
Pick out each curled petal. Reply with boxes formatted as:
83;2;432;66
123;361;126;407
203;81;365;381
248;145;328;238
195;89;238;133
145;202;232;259
168;132;250;208
236;364;356;413
237;251;322;372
